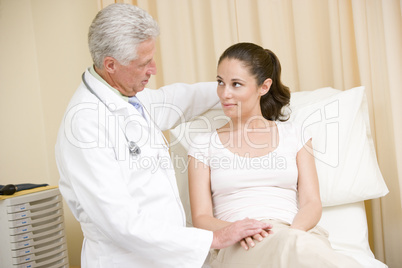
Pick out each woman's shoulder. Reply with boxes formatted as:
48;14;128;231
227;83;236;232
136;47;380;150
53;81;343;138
188;130;217;150
278;120;312;151
277;120;306;143
277;120;301;134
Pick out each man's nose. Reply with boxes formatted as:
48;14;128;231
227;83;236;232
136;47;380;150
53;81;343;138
147;59;157;75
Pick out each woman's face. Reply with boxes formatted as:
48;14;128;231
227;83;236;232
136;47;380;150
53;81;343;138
217;58;268;120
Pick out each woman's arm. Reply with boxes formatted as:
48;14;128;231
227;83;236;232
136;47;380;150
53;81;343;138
291;139;322;231
188;156;272;250
188;156;231;231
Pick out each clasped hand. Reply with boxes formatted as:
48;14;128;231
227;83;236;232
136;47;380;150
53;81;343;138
240;228;273;250
211;218;272;250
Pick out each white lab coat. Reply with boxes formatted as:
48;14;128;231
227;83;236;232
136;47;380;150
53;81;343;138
55;70;218;268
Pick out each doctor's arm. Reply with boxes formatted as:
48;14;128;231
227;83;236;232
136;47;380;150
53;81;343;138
140;82;219;131
291;139;322;231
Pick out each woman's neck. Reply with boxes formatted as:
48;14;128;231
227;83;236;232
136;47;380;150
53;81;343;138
223;115;275;132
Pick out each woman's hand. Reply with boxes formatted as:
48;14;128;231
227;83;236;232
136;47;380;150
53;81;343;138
211;218;272;249
240;228;273;250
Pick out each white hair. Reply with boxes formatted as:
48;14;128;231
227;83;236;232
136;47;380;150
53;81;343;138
88;3;160;68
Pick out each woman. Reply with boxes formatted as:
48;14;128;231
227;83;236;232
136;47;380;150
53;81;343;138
188;42;362;267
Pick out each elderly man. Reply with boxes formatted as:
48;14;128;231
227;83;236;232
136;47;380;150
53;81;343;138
55;3;270;268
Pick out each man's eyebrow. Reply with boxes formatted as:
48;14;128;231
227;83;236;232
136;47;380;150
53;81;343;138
144;58;153;65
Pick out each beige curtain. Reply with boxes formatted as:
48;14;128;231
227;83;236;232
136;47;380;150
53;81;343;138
99;0;402;266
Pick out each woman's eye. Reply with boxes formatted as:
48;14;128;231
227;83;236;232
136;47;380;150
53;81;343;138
233;82;241;87
217;80;224;86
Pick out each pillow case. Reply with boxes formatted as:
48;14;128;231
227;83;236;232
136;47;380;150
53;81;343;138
288;86;388;206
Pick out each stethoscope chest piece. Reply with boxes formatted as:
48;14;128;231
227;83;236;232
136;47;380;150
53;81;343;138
128;141;141;156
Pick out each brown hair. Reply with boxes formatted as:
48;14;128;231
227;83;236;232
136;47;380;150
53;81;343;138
218;42;290;121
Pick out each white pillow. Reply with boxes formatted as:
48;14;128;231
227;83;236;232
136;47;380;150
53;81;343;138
288;86;388;206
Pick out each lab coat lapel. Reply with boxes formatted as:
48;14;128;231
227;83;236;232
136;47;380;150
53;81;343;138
83;70;149;128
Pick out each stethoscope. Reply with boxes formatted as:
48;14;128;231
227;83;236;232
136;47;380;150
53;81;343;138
82;72;185;224
81;72;169;156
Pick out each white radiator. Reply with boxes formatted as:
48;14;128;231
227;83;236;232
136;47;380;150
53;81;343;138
0;188;69;268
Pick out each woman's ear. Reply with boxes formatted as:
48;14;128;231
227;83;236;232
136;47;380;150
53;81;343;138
260;78;272;96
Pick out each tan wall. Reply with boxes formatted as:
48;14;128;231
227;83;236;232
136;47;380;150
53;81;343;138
0;0;98;265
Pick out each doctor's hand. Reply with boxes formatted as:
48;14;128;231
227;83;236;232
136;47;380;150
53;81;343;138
210;218;272;249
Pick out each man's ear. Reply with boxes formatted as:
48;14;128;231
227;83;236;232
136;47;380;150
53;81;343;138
260;78;272;96
103;56;117;74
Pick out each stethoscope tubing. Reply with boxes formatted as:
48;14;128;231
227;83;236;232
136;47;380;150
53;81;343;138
81;72;169;156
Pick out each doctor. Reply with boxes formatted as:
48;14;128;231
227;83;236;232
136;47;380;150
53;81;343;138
55;3;270;268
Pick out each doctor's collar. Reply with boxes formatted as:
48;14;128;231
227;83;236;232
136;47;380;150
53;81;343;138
88;66;129;102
